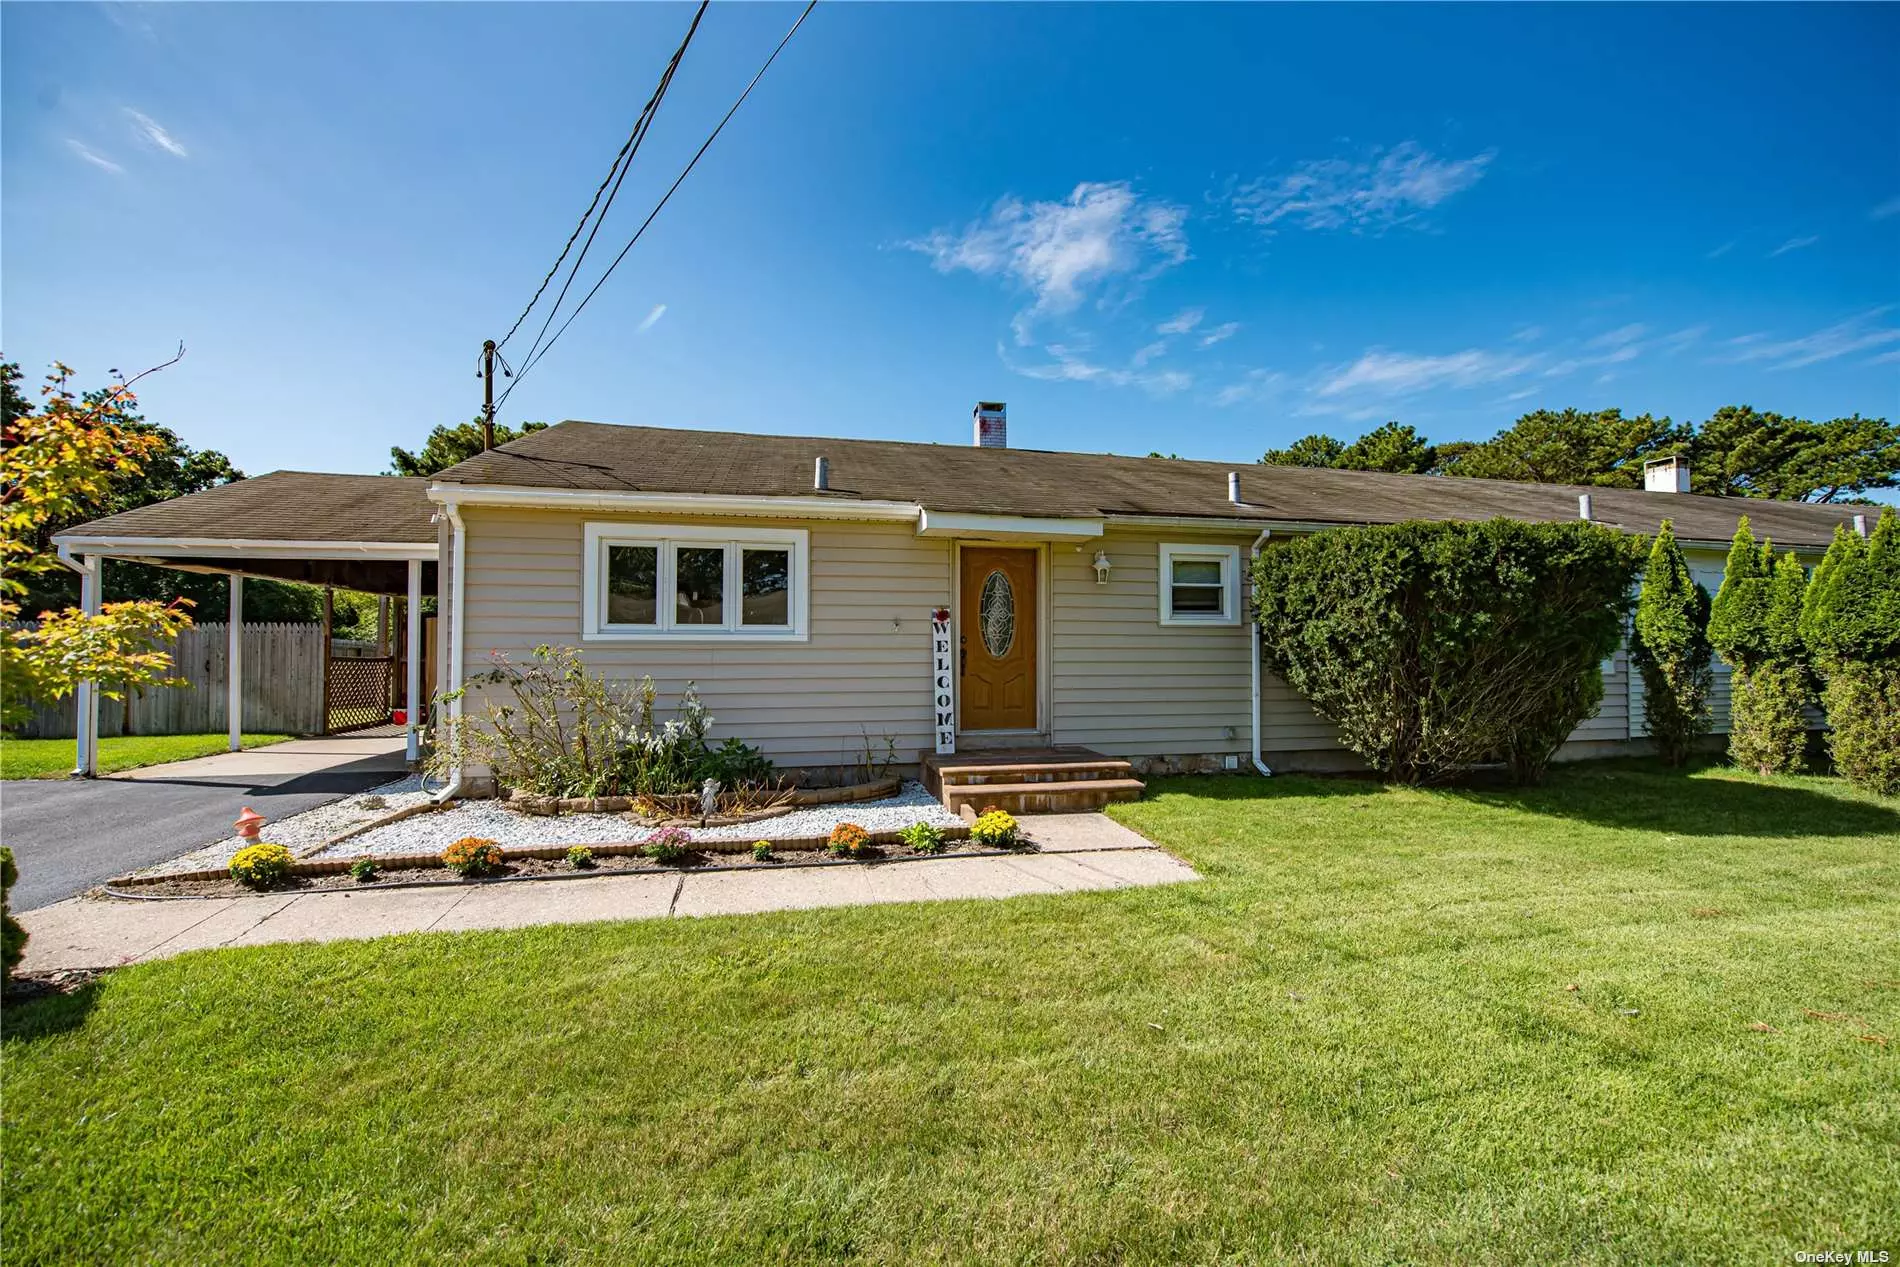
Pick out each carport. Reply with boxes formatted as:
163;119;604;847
50;472;440;776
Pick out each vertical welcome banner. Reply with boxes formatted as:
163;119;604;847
931;607;956;754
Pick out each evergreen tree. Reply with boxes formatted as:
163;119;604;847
1707;517;1813;774
1631;521;1713;766
1801;509;1900;794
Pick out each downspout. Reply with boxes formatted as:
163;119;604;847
432;497;470;803
1248;527;1273;777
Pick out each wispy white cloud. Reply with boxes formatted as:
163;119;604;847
1510;325;1544;343
1003;342;1193;396
1768;235;1819;258
1713;307;1900;369
636;303;667;333
1660;325;1708;354
1212;369;1285;408
1500;387;1539;402
1131;340;1169;368
1313;346;1536;399
125;108;186;157
1228;141;1494;234
66;140;123;174
1198;322;1240;348
1706;239;1738;260
1157;308;1203;335
1585;323;1648;349
910;182;1189;341
1870;195;1900;221
1867;347;1900;366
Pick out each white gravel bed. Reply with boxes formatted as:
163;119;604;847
127;776;436;878
311;780;963;860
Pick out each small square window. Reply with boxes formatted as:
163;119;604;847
1159;543;1240;626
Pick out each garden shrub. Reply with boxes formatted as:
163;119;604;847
442;837;505;877
566;845;595;869
642;826;691;864
695;738;774;787
969;810;1021;848
229;843;293;890
348;857;378;883
2;846;26;988
1801;510;1900;795
827;822;872;858
1709;518;1814;775
1252;518;1644;784
1631;520;1714;766
430;647;732;799
898;821;947;854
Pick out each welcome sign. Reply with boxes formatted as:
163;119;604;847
931;607;956;754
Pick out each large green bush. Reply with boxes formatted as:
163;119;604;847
1253;518;1644;785
1708;519;1814;775
2;845;26;989
1631;521;1713;766
1801;509;1900;795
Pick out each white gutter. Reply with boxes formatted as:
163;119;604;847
433;496;470;804
426;482;922;522
1248;527;1273;778
49;536;436;559
917;510;1103;540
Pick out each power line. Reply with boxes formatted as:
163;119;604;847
496;0;817;412
494;1;709;356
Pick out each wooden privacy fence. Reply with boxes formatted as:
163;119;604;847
13;623;327;740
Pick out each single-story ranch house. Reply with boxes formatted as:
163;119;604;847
53;404;1870;805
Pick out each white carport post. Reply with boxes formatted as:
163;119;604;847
227;573;244;751
405;558;422;763
71;553;102;778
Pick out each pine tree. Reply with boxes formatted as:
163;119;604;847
1632;521;1713;765
1801;509;1900;794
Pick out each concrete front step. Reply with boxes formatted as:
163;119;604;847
943;778;1147;816
936;758;1135;785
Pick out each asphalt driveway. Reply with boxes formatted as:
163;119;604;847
2;737;410;910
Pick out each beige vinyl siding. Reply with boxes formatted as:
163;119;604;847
459;507;949;768
1048;526;1254;757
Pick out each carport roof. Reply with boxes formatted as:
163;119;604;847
55;471;437;546
53;472;437;596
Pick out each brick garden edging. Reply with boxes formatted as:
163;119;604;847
111;821;975;887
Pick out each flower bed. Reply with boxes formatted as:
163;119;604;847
104;822;1012;899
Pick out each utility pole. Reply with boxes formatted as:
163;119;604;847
480;338;498;451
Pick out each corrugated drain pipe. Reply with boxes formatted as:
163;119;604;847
1249;527;1273;777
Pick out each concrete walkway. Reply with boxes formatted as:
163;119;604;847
1;735;411;910
15;815;1195;972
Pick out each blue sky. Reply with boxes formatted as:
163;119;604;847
4;2;1897;479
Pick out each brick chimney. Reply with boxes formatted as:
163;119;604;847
1643;455;1690;493
973;401;1007;448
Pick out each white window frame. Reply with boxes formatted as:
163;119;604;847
582;522;809;642
1158;542;1241;627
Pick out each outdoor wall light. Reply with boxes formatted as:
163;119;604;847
1092;551;1113;585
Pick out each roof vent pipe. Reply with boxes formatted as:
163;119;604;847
1228;472;1242;505
814;456;830;492
1854;513;1869;538
1578;493;1593;521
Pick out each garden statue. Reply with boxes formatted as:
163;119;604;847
699;777;720;822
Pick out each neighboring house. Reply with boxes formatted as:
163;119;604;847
53;404;1868;792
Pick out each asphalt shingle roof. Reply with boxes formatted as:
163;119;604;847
56;472;437;545
433;419;1867;550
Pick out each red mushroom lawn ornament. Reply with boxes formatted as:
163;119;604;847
234;807;266;842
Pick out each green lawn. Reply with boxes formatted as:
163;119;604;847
4;763;1897;1264
0;732;295;780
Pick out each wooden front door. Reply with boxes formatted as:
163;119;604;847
959;547;1038;731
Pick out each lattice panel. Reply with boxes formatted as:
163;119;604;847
326;656;394;733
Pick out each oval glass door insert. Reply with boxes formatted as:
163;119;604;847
979;569;1015;658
